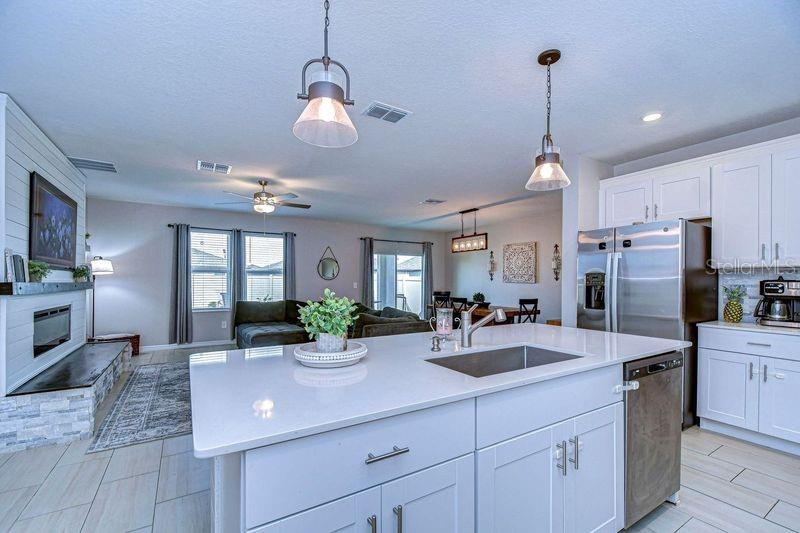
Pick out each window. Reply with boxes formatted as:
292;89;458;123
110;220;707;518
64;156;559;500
191;230;231;310
373;253;423;315
245;233;285;302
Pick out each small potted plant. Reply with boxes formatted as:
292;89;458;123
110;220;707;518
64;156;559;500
723;285;746;323
471;292;490;309
72;265;90;282
28;260;50;282
299;288;358;353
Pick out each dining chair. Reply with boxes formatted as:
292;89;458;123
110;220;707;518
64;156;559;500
450;297;469;315
433;292;451;309
518;298;539;323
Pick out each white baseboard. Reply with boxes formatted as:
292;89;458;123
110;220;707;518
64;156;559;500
699;418;800;456
140;339;235;354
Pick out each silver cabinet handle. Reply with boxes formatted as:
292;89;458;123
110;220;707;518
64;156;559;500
367;515;377;533
393;505;403;533
365;446;409;464
569;436;580;470
762;243;766;261
749;362;754;380
776;243;780;260
645;205;649;221
654;204;658;220
747;342;771;348
556;441;567;476
764;364;768;383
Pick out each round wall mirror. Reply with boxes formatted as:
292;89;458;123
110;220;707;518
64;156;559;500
317;247;340;280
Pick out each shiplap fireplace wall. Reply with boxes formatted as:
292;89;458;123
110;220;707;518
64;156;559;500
0;94;88;394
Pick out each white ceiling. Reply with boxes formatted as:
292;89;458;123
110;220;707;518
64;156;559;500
1;0;798;231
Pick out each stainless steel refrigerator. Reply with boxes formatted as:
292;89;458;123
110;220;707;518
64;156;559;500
577;219;717;428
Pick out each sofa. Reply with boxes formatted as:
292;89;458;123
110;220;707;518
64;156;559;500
234;300;430;349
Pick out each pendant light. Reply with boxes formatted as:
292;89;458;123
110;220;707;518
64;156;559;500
525;49;571;191
293;0;357;148
452;209;488;253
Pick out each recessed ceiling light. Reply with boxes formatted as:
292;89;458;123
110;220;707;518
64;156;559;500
642;112;663;123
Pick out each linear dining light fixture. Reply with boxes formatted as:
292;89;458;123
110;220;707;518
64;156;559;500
452;209;488;253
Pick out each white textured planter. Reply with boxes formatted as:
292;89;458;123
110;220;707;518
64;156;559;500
316;332;347;353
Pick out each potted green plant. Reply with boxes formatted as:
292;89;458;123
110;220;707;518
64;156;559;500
72;265;90;282
28;260;50;282
299;288;358;353
471;292;490;309
722;285;746;323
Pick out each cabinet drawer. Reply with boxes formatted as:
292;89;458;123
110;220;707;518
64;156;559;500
699;327;798;360
476;364;621;448
244;399;475;528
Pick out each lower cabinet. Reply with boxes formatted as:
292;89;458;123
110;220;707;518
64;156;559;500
698;344;800;446
477;403;624;533
697;348;759;430
759;357;800;443
254;455;474;533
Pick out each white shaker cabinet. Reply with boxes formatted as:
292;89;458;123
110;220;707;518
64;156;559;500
771;147;800;266
476;403;624;533
759;357;800;444
253;487;381;533
651;166;710;221
697;348;760;431
602;179;653;227
381;454;474;533
710;154;772;266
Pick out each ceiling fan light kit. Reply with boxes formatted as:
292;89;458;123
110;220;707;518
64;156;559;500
293;0;357;148
525;49;571;192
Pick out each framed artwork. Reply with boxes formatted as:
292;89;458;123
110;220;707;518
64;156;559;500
29;172;78;269
503;241;537;283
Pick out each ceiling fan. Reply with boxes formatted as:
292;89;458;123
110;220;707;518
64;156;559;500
216;179;311;213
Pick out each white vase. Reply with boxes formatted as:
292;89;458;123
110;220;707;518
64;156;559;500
316;332;347;353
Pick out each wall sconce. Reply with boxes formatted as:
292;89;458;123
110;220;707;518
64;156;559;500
552;244;562;281
488;251;496;281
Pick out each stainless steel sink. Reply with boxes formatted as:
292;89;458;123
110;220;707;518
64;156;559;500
426;345;581;377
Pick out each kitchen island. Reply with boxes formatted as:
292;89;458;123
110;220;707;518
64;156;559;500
190;323;690;532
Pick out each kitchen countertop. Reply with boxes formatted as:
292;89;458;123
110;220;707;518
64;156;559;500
189;323;690;458
699;320;800;336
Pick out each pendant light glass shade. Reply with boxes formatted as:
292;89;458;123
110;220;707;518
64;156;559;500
293;91;357;148
525;144;571;191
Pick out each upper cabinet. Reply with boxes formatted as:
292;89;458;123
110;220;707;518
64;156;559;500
600;165;710;228
771;147;800;265
711;154;772;266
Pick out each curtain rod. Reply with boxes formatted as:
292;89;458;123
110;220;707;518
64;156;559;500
361;237;433;246
166;224;295;236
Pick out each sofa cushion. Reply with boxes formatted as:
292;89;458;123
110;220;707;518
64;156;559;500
284;299;308;326
234;301;285;327
380;307;420;320
352;313;424;338
237;322;308;348
353;302;381;317
361;320;432;338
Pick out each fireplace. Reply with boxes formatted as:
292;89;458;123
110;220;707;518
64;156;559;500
33;305;72;357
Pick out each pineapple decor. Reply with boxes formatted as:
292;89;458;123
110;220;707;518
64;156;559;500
723;285;746;323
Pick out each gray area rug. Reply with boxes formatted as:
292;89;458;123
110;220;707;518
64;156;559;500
88;362;191;453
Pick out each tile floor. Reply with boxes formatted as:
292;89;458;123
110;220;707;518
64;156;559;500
0;345;798;532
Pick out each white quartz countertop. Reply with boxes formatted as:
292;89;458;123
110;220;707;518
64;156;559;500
699;320;800;336
189;323;690;458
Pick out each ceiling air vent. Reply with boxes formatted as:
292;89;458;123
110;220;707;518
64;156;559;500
68;157;117;173
419;198;446;206
197;160;232;174
363;101;412;123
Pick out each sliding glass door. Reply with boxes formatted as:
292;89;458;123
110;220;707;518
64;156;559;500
373;253;423;315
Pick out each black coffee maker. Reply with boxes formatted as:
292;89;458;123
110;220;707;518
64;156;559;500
754;277;800;328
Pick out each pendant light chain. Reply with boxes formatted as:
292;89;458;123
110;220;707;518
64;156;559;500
545;60;552;138
323;0;331;64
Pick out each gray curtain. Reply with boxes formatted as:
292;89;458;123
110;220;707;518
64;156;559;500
422;241;434;319
230;229;245;340
170;224;193;345
283;232;296;300
360;238;374;306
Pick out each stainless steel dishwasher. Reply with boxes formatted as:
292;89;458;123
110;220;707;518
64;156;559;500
623;351;684;529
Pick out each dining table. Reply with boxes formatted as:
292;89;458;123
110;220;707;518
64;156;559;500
427;304;540;325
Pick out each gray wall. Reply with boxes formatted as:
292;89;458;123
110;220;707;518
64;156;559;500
446;211;563;322
86;197;449;346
